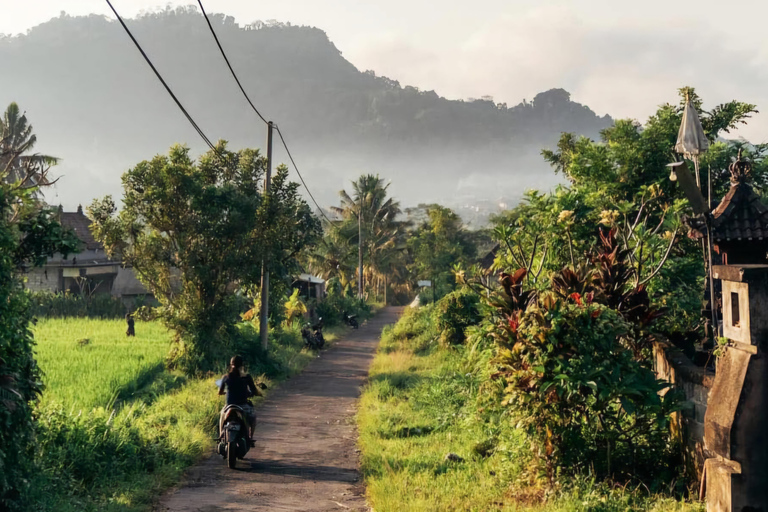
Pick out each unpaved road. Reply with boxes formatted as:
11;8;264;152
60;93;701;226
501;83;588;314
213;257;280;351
156;307;401;512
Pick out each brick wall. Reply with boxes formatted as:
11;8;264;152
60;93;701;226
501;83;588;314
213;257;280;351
25;267;60;293
653;341;715;481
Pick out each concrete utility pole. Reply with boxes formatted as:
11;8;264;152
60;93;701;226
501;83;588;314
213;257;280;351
358;205;363;299
260;121;274;350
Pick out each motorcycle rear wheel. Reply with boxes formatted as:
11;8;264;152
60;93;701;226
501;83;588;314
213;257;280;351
227;441;237;468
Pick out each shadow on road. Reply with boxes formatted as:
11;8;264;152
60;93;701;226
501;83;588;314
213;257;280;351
242;458;360;483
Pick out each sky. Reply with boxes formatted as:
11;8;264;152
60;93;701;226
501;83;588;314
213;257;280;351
4;0;768;141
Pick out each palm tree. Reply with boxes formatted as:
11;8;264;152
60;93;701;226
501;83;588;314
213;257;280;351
331;174;406;299
306;224;356;287
0;102;58;187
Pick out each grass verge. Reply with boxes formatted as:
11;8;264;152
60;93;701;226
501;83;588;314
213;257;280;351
357;305;705;512
28;318;349;511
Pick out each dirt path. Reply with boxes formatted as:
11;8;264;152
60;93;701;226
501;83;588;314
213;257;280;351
156;307;401;512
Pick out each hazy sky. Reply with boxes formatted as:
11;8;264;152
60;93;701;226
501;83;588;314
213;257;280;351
5;1;768;141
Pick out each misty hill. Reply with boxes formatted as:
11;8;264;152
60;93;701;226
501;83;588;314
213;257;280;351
0;8;613;211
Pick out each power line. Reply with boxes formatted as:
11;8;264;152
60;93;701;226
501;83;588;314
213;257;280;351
194;0;333;224
105;0;216;152
275;125;334;224
195;0;269;126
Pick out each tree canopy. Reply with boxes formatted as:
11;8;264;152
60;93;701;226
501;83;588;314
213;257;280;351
89;143;320;372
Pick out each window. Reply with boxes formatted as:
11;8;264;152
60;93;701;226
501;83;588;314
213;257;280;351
731;292;741;328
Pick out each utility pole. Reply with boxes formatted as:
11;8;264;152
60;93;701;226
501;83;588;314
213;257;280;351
358;205;363;299
260;121;274;350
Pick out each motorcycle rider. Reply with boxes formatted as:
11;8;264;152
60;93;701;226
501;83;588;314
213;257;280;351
218;355;260;445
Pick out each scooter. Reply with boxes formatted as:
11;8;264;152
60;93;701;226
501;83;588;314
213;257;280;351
301;318;325;350
216;403;251;468
342;312;359;329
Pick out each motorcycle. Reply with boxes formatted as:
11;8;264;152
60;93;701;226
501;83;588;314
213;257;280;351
342;312;359;329
216;402;251;468
301;317;325;349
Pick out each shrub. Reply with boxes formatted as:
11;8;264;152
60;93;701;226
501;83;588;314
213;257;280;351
29;291;128;319
314;294;371;326
493;299;682;484
434;289;481;345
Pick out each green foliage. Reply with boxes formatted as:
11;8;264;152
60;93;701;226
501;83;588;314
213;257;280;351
408;205;477;300
493;88;760;342
323;173;409;303
358;306;700;511
314;293;372;326
495;301;680;482
434;289;481;345
29;291;128;319
89;143;320;373
283;288;307;326
0;103;80;511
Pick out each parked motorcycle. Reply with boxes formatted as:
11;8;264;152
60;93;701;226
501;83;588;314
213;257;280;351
216;403;251;468
301;317;325;350
342;312;359;329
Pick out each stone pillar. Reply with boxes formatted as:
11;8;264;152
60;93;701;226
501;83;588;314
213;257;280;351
704;265;768;512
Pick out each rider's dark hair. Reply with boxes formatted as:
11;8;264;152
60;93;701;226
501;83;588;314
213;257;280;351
228;355;244;380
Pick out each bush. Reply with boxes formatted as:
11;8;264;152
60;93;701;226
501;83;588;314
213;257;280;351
314;293;371;327
29;291;129;319
493;300;682;484
434;290;481;345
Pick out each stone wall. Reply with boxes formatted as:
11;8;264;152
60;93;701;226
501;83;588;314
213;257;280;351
653;341;715;481
24;267;60;293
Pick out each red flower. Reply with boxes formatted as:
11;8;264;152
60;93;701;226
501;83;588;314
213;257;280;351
591;309;601;319
508;314;519;333
585;291;594;304
569;292;583;305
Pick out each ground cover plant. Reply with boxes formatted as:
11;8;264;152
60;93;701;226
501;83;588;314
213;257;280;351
357;302;704;511
27;317;348;511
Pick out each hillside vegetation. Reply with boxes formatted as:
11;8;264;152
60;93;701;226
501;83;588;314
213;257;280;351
0;8;612;207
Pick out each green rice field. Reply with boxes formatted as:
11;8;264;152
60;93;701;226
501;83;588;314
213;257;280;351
33;318;173;410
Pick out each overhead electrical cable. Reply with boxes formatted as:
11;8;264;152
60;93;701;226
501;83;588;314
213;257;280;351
194;0;334;223
275;125;335;223
105;0;216;152
195;0;269;126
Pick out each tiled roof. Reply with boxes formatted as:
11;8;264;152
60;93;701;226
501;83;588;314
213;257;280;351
710;183;768;243
59;211;102;251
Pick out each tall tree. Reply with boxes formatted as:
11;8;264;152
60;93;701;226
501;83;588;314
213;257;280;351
0;103;58;186
408;205;476;299
331;174;405;298
89;143;320;372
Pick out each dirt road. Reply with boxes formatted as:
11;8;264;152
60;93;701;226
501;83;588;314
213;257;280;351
156;307;400;512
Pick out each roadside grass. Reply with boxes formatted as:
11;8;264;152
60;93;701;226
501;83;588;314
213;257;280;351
29;318;349;511
357;305;705;512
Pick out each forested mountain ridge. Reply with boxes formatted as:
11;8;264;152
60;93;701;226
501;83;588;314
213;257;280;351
0;8;613;209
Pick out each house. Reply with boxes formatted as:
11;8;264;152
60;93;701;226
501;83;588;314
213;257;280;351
25;205;120;295
292;273;325;302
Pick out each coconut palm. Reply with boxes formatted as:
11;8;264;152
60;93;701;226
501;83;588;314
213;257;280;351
330;174;407;299
306;224;357;287
0;102;58;187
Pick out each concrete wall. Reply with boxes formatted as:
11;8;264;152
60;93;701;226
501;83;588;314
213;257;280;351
654;341;715;480
25;267;60;293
